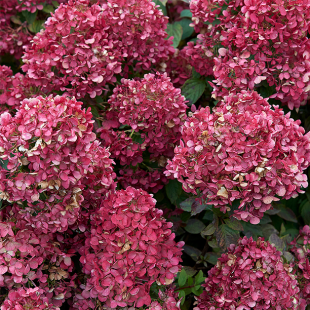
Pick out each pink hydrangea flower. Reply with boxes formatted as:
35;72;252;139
0;95;115;231
165;90;310;224
189;0;310;109
290;225;310;306
78;187;184;308
1;287;60;310
194;236;301;310
22;0;174;98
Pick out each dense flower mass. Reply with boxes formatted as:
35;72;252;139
106;73;187;159
194;236;300;310
189;0;310;109
166;90;310;224
1;287;60;310
22;0;173;98
0;219;74;307
78;187;184;308
290;225;310;305
0;95;115;231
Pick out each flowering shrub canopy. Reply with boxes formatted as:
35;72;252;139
0;0;310;309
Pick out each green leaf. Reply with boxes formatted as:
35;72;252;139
182;266;196;277
178;290;186;305
185;219;206;234
215;225;239;251
182;78;206;105
192;68;201;79
176;19;194;40
261;224;278;239
180;9;192;18
1;159;8;171
52;1;59;7
276;204;298;223
201;223;216;236
165;179;183;204
301;201;310;225
179;198;192;212
153;0;167;15
204;252;220;265
22;10;38;24
10;15;22;25
28;20;45;33
131;132;144;145
178;269;188;287
183;245;201;261
166;23;183;48
259;214;272;225
194;270;205;285
269;233;285;252
42;4;54;13
225;218;243;231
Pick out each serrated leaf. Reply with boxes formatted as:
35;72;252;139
28;20;45;33
178;269;188;287
166;23;183;48
276;204;297;223
269;233;285;252
182;78;206;105
176;19;194;40
201;223;216;236
183;245;201;261
165;179;183;204
225;218;243;231
180;9;192;18
185;219;206;234
22;10;37;25
42;4;54;13
215;225;239;251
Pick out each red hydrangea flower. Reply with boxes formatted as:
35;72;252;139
0;219;74;307
165;90;310;224
118;167;168;194
148;286;181;310
194;236;300;310
189;0;310;109
22;0;174;98
289;225;310;305
78;187;184;308
0;95;115;231
1;287;60;310
105;72;187;159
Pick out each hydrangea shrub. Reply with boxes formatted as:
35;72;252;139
0;0;310;309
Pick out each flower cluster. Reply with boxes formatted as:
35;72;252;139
189;0;310;109
166;90;310;224
290;225;310;305
148;286;181;310
0;94;115;232
194;236;300;310
22;0;173;98
78;187;184;308
0;219;74;307
1;287;60;310
98;72;187;192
